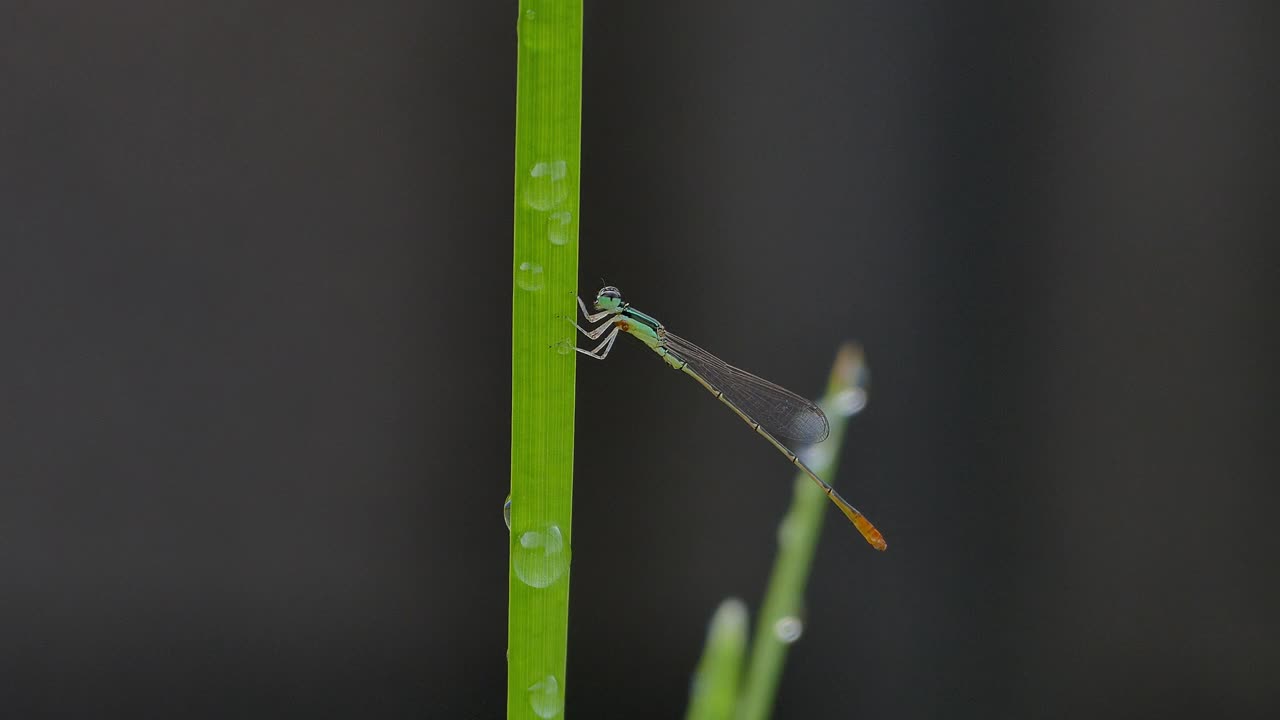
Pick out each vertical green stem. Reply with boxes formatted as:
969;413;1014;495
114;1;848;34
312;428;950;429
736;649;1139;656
686;598;750;720
508;2;582;719
736;344;870;720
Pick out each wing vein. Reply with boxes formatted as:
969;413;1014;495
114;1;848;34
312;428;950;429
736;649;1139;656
662;331;829;444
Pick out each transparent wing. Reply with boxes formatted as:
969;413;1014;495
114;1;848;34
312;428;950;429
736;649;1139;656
662;331;829;444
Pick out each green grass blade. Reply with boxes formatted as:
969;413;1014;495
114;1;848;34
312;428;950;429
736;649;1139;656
735;343;870;720
507;1;582;719
686;598;750;720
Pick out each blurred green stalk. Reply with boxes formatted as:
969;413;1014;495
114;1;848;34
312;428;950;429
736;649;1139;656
686;598;750;720
739;343;870;720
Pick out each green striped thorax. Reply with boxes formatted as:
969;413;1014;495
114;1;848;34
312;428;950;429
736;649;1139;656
593;286;664;342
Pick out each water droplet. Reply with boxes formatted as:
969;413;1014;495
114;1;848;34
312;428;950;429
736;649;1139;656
548;210;573;245
516;261;544;291
524;161;569;210
519;7;558;51
513;523;570;588
773;616;804;644
530;160;567;180
503;495;512;531
552;339;575;355
832;387;867;416
527;674;563;718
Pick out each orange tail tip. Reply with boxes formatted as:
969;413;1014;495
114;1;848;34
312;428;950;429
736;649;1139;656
822;484;888;550
853;516;888;551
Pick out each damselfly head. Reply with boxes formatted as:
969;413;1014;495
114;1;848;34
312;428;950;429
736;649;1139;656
594;286;623;311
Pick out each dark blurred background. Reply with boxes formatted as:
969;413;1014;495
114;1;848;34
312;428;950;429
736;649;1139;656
2;2;1276;718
